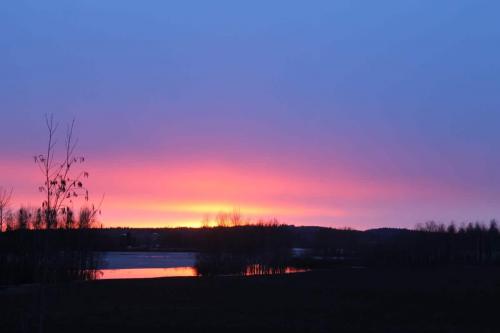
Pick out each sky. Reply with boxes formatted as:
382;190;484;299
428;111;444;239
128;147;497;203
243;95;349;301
1;0;500;229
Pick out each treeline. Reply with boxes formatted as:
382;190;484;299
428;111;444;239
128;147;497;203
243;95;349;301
364;221;500;267
89;220;500;272
0;229;101;284
0;208;101;285
0;206;97;232
3;215;500;282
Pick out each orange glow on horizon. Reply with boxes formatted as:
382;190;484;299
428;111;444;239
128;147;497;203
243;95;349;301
0;157;484;229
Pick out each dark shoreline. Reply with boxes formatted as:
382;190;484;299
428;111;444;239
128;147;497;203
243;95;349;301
1;267;500;332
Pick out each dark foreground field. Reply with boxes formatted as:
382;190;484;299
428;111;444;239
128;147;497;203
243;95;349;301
1;268;500;333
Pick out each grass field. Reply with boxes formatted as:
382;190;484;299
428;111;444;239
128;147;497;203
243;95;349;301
1;267;500;332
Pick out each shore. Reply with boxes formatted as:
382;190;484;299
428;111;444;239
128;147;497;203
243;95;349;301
1;267;499;332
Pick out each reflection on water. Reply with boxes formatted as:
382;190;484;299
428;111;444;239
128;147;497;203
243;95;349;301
244;264;308;276
98;266;197;279
97;265;307;279
97;252;308;280
100;252;196;269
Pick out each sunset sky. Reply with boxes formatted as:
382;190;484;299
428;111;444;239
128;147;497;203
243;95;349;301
1;0;500;229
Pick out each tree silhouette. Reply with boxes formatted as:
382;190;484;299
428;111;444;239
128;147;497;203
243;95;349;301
34;115;99;228
17;207;29;230
0;187;13;232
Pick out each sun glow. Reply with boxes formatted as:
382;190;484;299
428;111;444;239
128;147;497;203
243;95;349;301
2;157;474;229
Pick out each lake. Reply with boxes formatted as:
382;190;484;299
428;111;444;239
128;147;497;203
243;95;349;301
98;252;197;279
98;251;307;279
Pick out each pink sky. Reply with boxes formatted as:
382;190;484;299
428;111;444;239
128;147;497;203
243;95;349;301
2;154;498;229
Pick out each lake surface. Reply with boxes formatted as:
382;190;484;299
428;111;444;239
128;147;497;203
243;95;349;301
98;252;307;279
101;252;197;269
98;267;198;279
98;252;197;279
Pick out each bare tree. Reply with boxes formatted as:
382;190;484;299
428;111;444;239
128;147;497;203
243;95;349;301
215;212;229;227
34;208;43;230
214;210;245;227
77;206;100;229
229;209;243;227
0;187;13;232
34;115;99;228
31;116;103;333
201;214;211;228
64;207;75;229
17;207;30;230
5;210;15;231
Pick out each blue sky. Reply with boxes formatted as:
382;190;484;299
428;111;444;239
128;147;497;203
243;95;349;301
1;0;500;228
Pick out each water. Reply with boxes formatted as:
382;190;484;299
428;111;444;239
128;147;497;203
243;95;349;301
99;267;198;279
97;251;307;280
100;252;197;269
98;252;197;279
